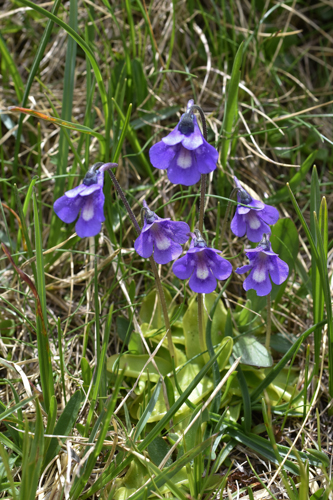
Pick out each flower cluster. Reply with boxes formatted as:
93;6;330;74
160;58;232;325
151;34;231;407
53;100;289;300
133;206;232;294
149;100;218;186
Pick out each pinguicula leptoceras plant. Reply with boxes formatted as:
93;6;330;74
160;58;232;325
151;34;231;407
53;162;114;238
173;230;232;293
231;176;279;242
134;201;190;265
149;99;219;186
236;234;289;297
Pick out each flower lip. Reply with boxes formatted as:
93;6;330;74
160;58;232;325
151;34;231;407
83;162;103;186
178;112;195;135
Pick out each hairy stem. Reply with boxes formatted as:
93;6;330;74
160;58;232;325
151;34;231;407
198;293;208;362
198;174;207;233
219;187;238;249
149;257;175;361
266;293;271;350
107;167;141;234
106;165;176;362
191;105;208;358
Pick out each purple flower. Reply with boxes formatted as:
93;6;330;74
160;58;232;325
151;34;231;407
149;100;219;186
236;234;289;297
53;162;115;238
231;177;279;242
134;202;190;265
172;230;232;293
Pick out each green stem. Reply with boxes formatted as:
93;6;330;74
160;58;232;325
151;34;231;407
265;293;271;350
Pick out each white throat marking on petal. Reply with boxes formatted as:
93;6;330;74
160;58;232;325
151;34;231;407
155;235;171;250
197;263;209;280
247;212;261;230
252;256;268;283
82;200;95;221
151;225;171;250
252;267;266;283
177;147;192;169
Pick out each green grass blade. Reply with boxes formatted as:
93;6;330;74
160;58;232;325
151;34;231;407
261;399;296;499
0;33;24;103
12;0;62;183
0;396;35;423
227;426;299;475
134;380;162;441
112;103;132;163
14;181;37;278
57;319;67;405
33;192;53;411
84;304;114;433
311;166;323;371
43;391;82;467
237;364;252;433
70;370;124;500
19;402;44;500
267;151;317;205
82;345;225;498
125;0;136;57
288;184;333;394
220;42;243;165
44;395;57;459
0;442;18;500
251;321;326;402
314;211;333;389
18;0;108;125
112;98;154;183
129;437;216;500
48;0;77;245
310;166;321;240
206;278;231;413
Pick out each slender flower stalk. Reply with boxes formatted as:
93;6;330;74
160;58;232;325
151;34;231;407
266;293;271;350
172;229;232;361
195;105;208;359
219;187;238;248
198;173;206;234
105;165;176;362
